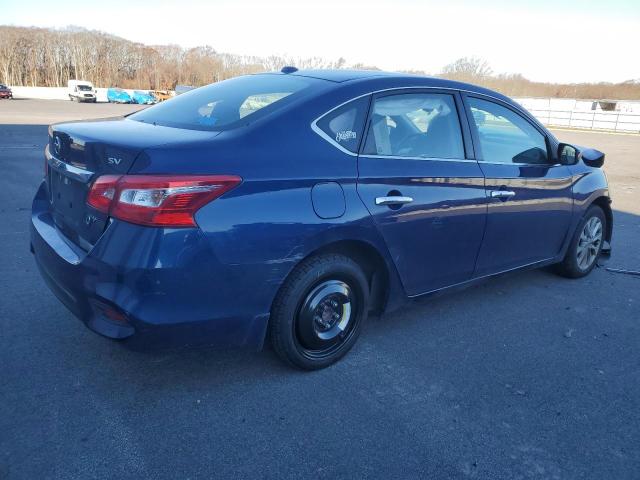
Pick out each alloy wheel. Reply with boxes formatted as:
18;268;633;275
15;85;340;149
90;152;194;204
576;216;603;270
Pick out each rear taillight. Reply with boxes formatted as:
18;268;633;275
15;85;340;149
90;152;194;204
87;175;119;213
87;175;241;227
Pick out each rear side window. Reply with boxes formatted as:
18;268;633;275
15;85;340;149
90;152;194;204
316;96;370;153
467;97;549;164
130;75;313;131
362;93;465;159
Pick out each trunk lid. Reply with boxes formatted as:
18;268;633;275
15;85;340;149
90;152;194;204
46;118;216;249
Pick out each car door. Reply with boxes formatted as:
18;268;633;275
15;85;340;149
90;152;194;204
356;89;487;296
463;95;574;276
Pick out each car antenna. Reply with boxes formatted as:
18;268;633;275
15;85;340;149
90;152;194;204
281;66;298;74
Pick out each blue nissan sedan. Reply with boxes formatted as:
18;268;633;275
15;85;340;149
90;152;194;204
31;68;612;369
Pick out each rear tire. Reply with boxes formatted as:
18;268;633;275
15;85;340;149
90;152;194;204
555;205;606;278
270;254;369;370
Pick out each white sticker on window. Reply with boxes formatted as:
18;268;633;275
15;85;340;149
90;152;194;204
335;130;357;143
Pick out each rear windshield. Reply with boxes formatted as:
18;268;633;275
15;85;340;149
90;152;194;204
130;75;314;131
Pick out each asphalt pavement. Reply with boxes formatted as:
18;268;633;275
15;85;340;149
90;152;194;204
1;99;639;479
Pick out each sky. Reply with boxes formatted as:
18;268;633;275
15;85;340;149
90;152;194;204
3;0;640;84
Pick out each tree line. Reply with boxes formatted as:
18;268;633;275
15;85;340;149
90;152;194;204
1;25;638;100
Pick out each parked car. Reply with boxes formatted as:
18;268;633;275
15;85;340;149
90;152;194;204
68;80;96;102
131;90;157;105
31;69;612;370
106;87;132;104
0;84;12;99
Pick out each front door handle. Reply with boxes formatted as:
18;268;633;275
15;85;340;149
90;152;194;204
375;196;414;206
490;190;516;199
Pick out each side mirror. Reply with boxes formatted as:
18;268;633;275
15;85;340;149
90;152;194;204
581;148;605;168
557;143;605;168
558;143;578;165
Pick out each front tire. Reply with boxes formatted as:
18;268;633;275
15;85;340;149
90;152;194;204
270;254;369;370
555;205;606;278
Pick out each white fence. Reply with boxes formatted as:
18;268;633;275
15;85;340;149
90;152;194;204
515;97;640;134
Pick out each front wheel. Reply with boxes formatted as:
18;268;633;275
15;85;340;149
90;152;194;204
555;205;606;278
270;254;369;370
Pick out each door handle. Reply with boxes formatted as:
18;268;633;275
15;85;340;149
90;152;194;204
490;190;516;199
375;196;414;206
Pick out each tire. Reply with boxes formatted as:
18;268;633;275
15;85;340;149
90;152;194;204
555;205;606;278
270;254;369;370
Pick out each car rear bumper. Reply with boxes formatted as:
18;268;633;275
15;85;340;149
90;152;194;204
30;182;269;350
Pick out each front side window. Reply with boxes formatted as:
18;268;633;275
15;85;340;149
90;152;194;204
468;97;549;164
130;74;314;131
316;96;370;153
362;93;465;159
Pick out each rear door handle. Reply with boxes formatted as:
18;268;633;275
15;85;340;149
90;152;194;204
375;196;414;206
490;190;516;199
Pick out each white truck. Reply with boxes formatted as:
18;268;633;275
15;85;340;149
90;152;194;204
68;80;97;103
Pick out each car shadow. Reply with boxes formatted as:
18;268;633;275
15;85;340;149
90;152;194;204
97;207;639;387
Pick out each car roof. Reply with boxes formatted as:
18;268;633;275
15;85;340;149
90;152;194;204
288;69;405;83
282;69;510;101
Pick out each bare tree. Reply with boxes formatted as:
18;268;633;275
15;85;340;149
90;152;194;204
1;26;639;99
441;56;493;81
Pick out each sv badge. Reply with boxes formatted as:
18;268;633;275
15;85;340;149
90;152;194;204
107;157;123;166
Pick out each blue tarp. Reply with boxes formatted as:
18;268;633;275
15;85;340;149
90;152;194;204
132;91;157;105
107;88;132;103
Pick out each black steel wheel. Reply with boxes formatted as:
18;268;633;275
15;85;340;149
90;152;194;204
270;254;369;370
295;279;358;358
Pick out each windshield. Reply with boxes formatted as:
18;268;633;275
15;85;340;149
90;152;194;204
78;85;93;91
130;74;315;131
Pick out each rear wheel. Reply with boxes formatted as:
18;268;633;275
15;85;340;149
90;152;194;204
270;254;369;370
555;205;605;278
